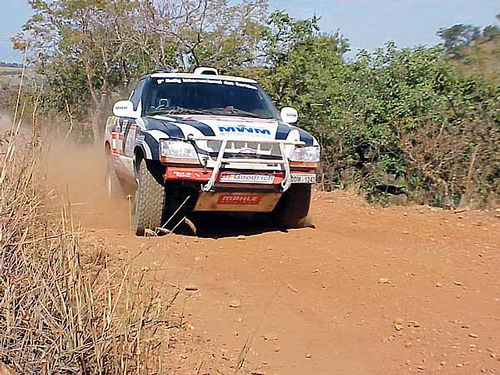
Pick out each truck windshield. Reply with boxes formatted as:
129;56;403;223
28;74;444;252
144;77;279;119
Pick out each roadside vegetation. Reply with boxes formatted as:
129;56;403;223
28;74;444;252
0;112;176;372
2;1;499;209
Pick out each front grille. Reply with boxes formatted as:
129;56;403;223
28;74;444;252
198;140;283;161
220;152;282;160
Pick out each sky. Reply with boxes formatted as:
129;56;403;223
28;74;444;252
270;0;499;58
0;0;498;62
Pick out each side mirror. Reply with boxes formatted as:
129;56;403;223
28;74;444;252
113;100;136;118
280;107;298;124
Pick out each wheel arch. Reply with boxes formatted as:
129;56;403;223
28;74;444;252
134;145;164;184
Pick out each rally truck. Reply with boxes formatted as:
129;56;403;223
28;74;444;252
104;67;320;236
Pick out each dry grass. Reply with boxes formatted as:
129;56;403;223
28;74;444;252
0;125;176;373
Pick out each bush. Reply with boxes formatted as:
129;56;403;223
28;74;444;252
259;41;500;208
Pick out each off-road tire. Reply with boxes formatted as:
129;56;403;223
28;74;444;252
105;154;124;198
273;184;312;228
134;160;166;236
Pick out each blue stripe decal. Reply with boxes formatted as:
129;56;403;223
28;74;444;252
146;119;184;139
295;127;314;146
275;121;314;145
275;122;291;140
173;118;216;137
143;132;160;160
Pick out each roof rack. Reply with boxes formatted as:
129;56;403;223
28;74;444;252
193;67;218;76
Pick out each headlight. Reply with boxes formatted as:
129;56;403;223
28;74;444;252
290;146;320;163
159;140;200;165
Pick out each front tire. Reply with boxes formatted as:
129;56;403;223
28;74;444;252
273;184;312;228
134;160;166;236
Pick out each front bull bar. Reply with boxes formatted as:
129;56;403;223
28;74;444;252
189;137;304;193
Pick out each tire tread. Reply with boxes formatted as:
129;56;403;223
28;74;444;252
134;161;166;236
274;184;312;228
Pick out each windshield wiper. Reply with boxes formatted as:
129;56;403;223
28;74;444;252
207;107;271;119
147;106;212;116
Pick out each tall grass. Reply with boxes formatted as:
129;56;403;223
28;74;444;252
0;128;175;373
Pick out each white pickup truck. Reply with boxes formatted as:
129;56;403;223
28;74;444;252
105;67;320;236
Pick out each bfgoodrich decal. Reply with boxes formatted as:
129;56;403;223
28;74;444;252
219;172;275;184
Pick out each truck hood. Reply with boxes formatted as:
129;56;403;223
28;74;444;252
144;114;317;146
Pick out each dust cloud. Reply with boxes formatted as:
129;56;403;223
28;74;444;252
43;141;132;231
0;114;11;132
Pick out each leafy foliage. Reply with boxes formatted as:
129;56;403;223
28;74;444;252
14;0;267;142
437;15;500;58
11;4;500;208
437;24;481;52
256;13;499;208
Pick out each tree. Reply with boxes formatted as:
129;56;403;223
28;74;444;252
482;25;500;41
254;11;348;97
14;0;149;143
125;0;267;71
437;24;480;53
14;0;268;143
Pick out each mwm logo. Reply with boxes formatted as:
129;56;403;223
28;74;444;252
218;126;271;135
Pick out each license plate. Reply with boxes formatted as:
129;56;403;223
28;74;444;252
219;172;275;184
291;173;316;184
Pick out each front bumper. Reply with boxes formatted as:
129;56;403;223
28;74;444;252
164;166;316;187
164;137;317;187
163;167;316;213
161;137;318;213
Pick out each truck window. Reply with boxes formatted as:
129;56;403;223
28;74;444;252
130;79;147;111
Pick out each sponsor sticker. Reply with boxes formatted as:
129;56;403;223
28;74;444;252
219;172;275;184
111;132;120;154
173;171;194;178
217;193;264;205
218;125;271;136
166;168;211;181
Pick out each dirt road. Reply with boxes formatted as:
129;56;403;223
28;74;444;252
52;147;500;375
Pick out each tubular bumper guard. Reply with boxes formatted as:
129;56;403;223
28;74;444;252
189;137;304;193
